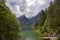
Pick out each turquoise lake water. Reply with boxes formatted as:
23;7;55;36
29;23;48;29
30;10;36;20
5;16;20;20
22;29;38;40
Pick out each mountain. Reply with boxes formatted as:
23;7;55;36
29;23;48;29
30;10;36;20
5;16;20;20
18;13;40;26
29;13;40;25
18;15;29;26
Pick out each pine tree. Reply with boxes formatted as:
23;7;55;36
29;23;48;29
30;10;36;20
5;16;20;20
0;0;21;40
46;1;55;34
44;0;60;38
47;0;60;33
35;10;47;40
35;0;60;40
38;10;46;27
53;0;60;33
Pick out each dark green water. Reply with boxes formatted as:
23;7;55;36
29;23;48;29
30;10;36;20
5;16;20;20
22;29;38;40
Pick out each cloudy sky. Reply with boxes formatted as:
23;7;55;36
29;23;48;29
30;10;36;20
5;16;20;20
6;0;53;18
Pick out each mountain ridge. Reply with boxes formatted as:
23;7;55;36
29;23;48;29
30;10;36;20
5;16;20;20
18;13;40;26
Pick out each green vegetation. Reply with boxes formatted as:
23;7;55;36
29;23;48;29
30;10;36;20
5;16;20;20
0;0;60;40
35;0;60;40
0;0;21;40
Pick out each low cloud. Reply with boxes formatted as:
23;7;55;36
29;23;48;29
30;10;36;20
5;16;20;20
6;0;52;18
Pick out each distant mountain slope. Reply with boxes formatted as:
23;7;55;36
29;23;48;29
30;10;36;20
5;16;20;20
18;13;40;26
18;15;29;26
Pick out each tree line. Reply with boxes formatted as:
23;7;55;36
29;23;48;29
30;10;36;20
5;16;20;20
0;0;21;40
35;0;60;40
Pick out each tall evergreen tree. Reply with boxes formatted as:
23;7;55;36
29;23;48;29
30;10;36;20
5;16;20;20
35;0;60;39
35;10;47;40
53;0;60;33
46;0;60;39
38;10;46;26
46;1;55;33
0;0;21;40
47;0;60;33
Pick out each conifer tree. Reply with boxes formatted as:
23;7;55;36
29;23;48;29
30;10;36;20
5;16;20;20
47;0;60;34
44;1;60;38
0;0;21;40
42;0;60;39
35;10;47;40
53;0;60;33
38;10;46;27
35;0;60;39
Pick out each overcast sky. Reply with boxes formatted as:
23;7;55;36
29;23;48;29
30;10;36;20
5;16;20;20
6;0;53;18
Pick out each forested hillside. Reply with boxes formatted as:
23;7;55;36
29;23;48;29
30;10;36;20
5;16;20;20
0;0;21;40
35;0;60;40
